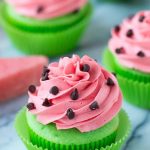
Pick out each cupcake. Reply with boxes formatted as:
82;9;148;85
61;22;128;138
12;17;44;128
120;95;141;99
15;55;130;150
103;11;150;109
0;0;92;56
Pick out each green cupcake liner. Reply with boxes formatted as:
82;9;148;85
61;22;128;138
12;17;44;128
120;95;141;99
103;50;150;109
0;3;92;57
15;108;131;150
26;110;118;150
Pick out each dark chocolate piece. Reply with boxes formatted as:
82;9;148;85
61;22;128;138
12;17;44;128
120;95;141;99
89;101;99;110
50;86;59;95
106;78;115;86
81;64;90;72
27;103;36;110
70;88;79;100
28;85;36;93
66;108;75;120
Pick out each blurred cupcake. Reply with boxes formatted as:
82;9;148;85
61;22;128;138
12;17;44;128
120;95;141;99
103;11;150;109
100;0;130;3
15;55;130;150
0;0;92;56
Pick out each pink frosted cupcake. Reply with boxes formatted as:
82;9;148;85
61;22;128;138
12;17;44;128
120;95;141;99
0;0;92;56
15;55;130;150
104;11;150;109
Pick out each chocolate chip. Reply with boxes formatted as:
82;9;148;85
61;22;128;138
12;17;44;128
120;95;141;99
42;66;50;81
72;9;80;14
126;29;134;38
70;88;79;100
42;72;49;81
66;108;75;120
37;6;44;13
115;47;124;54
28;85;36;93
106;78;115;86
42;98;52;107
114;25;120;33
81;64;90;72
137;51;145;57
50;86;59;95
27;103;36;110
89;101;99;110
42;66;50;76
139;15;145;22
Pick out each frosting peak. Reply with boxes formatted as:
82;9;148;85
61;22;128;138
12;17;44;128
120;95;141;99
27;55;122;132
6;0;87;20
109;11;150;73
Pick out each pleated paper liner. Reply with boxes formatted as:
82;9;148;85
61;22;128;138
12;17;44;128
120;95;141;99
15;108;131;150
4;4;91;33
103;49;150;109
26;110;118;150
0;3;92;57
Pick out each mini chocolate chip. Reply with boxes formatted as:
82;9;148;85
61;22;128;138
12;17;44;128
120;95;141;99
50;86;59;95
70;88;79;100
28;85;36;93
42;72;49;81
106;78;115;86
114;25;120;33
115;47;124;54
139;15;145;22
72;9;80;14
42;98;52;107
66;108;75;120
89;101;99;110
137;51;145;57
126;29;134;38
37;6;44;13
27;103;36;110
42;66;50;76
81;64;90;72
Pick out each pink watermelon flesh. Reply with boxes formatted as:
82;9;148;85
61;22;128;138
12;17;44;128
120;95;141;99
0;56;48;101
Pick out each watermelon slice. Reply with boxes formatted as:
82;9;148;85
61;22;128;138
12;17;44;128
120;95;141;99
0;56;48;101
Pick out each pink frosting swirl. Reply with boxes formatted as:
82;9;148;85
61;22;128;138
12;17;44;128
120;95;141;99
6;0;87;20
27;55;122;132
109;11;150;73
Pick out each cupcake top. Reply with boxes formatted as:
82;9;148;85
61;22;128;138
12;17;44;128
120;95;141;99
27;55;122;132
109;11;150;73
6;0;87;20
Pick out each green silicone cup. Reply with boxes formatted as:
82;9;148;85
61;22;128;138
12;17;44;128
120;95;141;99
15;108;131;150
103;49;150;109
26;110;119;150
0;3;92;57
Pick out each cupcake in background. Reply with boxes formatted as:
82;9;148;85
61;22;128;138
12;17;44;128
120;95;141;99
15;55;130;150
0;0;92;56
99;0;130;3
103;11;150;109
